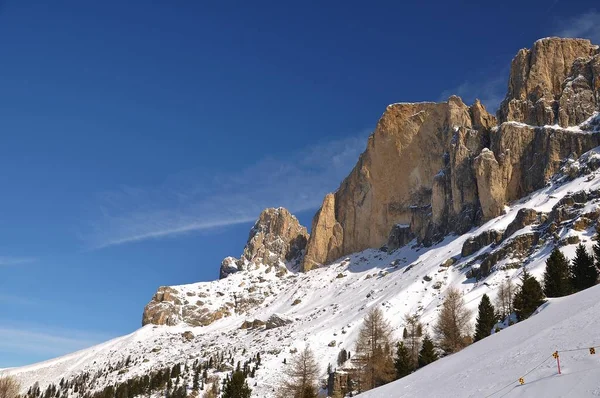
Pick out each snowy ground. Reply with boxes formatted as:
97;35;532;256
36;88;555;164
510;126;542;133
363;284;600;398
3;147;600;397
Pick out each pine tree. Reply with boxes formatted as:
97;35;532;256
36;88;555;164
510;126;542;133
337;349;348;366
571;244;598;291
513;268;545;321
222;371;251;398
543;247;573;297
474;294;496;342
394;342;412;379
418;334;438;367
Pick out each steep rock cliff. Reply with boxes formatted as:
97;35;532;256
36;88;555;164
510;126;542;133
303;37;600;270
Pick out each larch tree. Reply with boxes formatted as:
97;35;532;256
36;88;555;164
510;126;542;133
474;294;496;342
354;307;396;391
495;278;516;319
0;377;20;398
434;287;472;354
543;247;572;297
402;313;423;369
279;347;320;398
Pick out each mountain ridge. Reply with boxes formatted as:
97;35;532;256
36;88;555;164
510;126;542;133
4;37;600;398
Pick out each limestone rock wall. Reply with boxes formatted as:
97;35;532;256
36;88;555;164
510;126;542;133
303;37;600;270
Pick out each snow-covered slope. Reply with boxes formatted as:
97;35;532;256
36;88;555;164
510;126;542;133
363;284;600;398
4;146;600;397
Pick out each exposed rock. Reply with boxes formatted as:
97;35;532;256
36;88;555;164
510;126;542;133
498;37;599;126
478;232;541;276
503;208;539;239
386;224;414;252
240;319;266;330
221;207;308;278
474;149;505;221
461;230;503;257
559;235;581;246
303;97;495;264
182;331;194;342
142;287;182;326
573;216;593;231
265;314;293;330
302;194;343;271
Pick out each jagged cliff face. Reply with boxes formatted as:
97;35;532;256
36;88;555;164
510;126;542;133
303;97;496;270
303;37;600;271
220;207;308;278
498;37;599;126
142;207;308;326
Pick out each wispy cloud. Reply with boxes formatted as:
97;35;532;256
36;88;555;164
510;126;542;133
0;294;39;306
0;256;36;266
83;134;367;249
555;10;600;43
0;325;113;366
438;73;508;113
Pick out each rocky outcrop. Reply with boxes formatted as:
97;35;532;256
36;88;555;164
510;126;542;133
461;230;503;257
498;37;599;126
302;194;343;271
220;207;308;278
265;314;293;329
143;207;308;327
302;38;600;269
303;96;496;269
387;224;414;252
142;286;182;326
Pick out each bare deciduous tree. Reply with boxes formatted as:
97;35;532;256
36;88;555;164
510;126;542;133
0;376;20;398
495;278;516;319
402;313;423;368
279;346;320;398
354;307;395;391
434;287;472;354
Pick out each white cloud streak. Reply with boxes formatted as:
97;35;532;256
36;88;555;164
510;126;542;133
83;134;367;249
555;10;600;43
0;257;36;266
0;325;112;363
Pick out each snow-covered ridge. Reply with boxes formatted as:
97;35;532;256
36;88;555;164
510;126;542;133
5;143;600;397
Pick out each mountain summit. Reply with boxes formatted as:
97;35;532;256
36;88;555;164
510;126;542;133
4;37;600;398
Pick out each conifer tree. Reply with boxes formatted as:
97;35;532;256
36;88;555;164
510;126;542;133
571;244;598;291
543;247;573;297
402;313;423;369
474;294;496;342
222;371;251;398
434;287;472;354
279;347;320;398
354;308;396;391
418;334;438;367
394;341;412;379
513;268;545;321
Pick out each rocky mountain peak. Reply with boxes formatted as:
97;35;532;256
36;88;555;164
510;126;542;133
498;37;599;126
302;37;600;271
220;207;308;278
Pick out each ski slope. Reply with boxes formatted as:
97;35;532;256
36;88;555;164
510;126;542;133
363;284;600;398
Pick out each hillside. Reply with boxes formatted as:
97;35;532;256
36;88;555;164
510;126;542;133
3;36;600;398
362;284;600;398
3;139;600;397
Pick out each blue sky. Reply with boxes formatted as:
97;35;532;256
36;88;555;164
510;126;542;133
0;0;599;367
